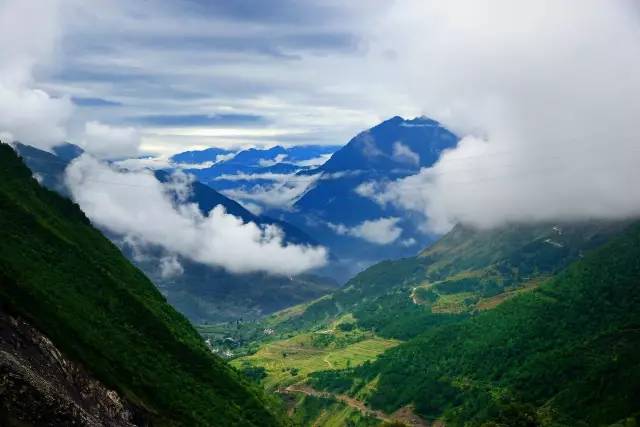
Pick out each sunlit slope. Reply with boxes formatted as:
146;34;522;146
264;221;629;340
310;221;640;426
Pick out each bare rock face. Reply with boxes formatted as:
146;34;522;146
0;309;149;426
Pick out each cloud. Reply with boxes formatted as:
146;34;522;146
294;153;333;167
64;155;327;275
392;142;419;165
112;156;173;171
358;1;640;232
81;121;141;159
0;0;73;150
258;153;288;167
159;255;184;278
214;172;296;182
222;174;319;210
328;217;403;245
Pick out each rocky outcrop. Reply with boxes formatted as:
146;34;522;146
0;308;148;426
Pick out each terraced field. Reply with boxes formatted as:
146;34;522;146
231;329;399;390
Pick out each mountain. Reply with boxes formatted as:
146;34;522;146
14;143;337;324
271;116;459;281
0;143;283;426
309;221;640;426
170;146;232;164
182;144;340;187
11;143;77;197
232;219;636;425
166;119;457;283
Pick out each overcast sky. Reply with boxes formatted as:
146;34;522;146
2;0;419;156
3;0;640;239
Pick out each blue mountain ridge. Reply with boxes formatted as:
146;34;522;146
278;116;459;280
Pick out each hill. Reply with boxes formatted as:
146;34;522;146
309;221;640;426
263;221;629;338
232;220;634;425
0;143;283;426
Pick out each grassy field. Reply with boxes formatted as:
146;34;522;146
232;327;399;390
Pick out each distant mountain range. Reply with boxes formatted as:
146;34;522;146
167;116;459;281
179;144;339;194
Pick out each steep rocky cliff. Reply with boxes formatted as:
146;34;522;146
0;308;148;426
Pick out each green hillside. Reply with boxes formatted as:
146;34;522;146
310;221;640;425
263;221;628;340
0;143;283;426
234;216;635;426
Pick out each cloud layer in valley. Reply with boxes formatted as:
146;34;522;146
64;155;327;275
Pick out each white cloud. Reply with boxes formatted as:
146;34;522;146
328;217;403;245
392;141;419;165
400;237;416;247
358;1;640;232
82;121;141;159
238;201;264;216
0;0;73;150
258;153;288;167
214;172;296;182
113;156;173;171
159;255;184;278
65;155;327;275
222;174;320;210
327;222;349;235
294;153;333;168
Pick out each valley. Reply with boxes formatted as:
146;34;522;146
222;219;640;426
2;2;640;426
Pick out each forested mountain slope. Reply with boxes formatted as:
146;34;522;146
266;221;629;338
310;220;640;426
0;143;283;426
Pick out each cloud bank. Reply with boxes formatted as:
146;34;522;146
65;155;327;275
360;0;640;232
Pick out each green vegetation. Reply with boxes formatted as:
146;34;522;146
310;221;640;425
262;220;629;342
231;323;398;390
290;394;379;427
236;213;634;426
0;144;283;426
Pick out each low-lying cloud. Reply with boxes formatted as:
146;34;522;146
81;121;141;159
329;217;403;245
221;174;320;210
358;1;640;233
65;155;327;275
